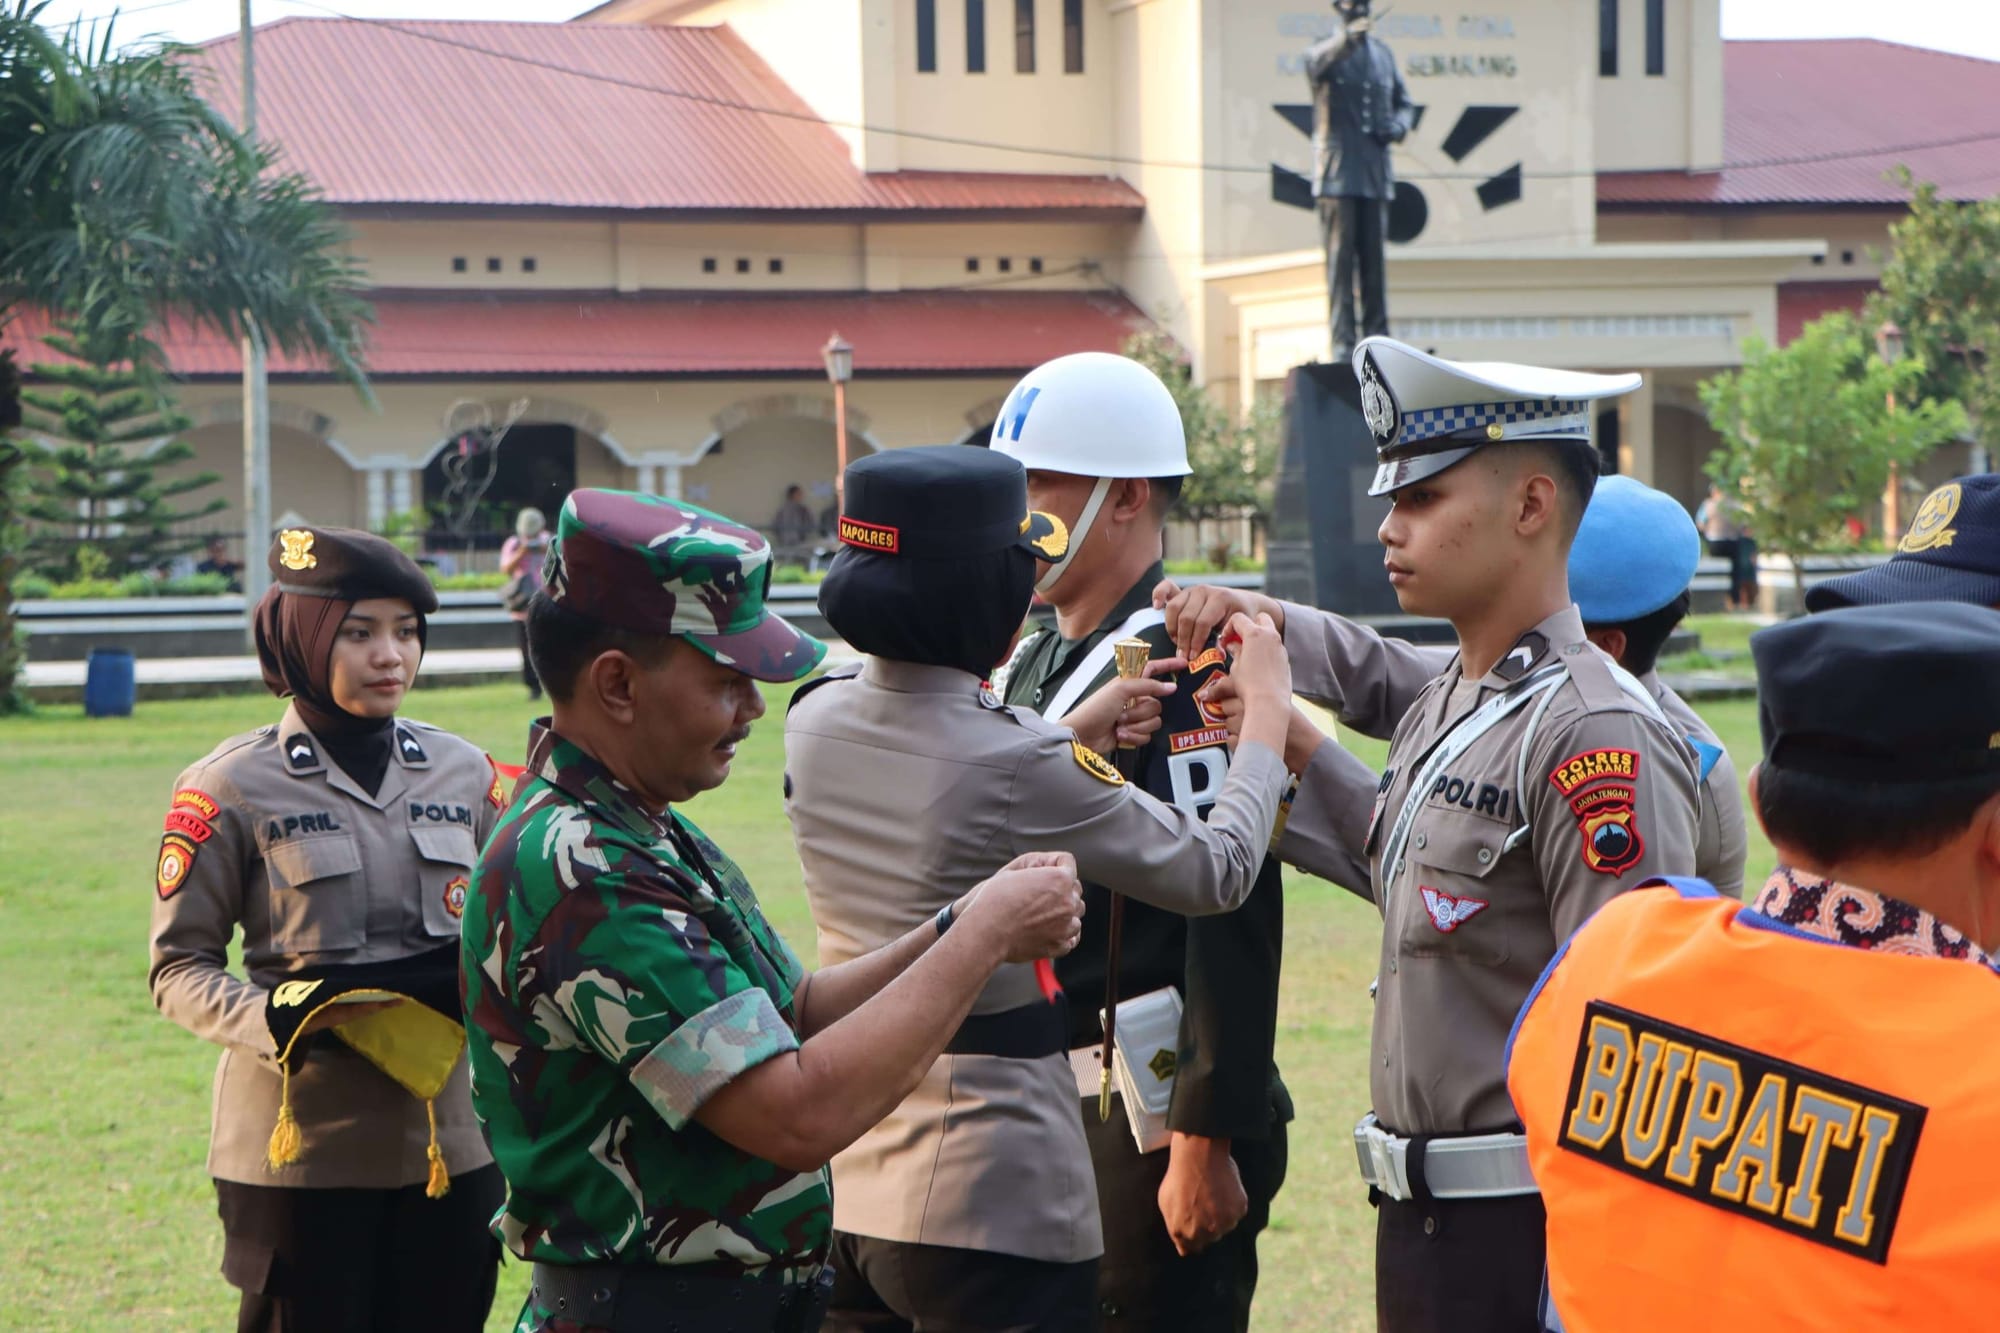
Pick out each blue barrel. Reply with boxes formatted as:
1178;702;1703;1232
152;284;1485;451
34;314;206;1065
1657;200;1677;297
84;648;136;718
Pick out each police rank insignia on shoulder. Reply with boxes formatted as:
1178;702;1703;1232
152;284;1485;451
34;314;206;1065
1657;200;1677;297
1560;1000;1925;1264
1551;748;1644;875
1072;739;1125;786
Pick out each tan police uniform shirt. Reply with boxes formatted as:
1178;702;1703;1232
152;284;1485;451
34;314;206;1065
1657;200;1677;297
1277;605;1702;1135
148;703;501;1187
1271;602;1745;896
783;659;1290;1263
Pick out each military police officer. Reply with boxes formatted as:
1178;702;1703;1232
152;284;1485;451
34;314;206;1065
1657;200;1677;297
785;445;1299;1332
149;526;506;1332
986;353;1381;1332
1167;338;1704;1331
460;491;1085;1333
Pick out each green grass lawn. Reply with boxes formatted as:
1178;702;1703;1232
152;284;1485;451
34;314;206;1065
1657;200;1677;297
0;683;1768;1332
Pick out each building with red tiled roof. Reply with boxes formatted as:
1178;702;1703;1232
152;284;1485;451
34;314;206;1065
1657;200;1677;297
5;4;1992;557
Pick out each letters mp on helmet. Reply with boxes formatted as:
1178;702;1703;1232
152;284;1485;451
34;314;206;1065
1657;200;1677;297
1354;337;1643;498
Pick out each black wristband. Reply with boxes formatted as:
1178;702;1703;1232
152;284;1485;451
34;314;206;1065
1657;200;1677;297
936;901;955;937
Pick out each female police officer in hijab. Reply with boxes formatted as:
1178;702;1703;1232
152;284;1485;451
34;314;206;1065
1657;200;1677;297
785;445;1298;1333
147;526;506;1333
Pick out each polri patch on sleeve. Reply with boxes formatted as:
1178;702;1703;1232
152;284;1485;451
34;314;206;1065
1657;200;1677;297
1072;739;1126;786
156;833;198;899
1559;1000;1925;1265
1552;748;1645;875
173;789;220;821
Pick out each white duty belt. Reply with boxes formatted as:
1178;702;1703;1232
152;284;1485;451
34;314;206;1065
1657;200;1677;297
1353;1113;1538;1201
1038;607;1167;720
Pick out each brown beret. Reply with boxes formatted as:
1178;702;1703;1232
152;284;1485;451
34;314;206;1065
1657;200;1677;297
268;526;439;614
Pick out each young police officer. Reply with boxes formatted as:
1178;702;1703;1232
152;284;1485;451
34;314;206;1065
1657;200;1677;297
987;352;1381;1332
460;492;1084;1333
1166;338;1702;1331
1169;472;1745;895
1510;602;2000;1331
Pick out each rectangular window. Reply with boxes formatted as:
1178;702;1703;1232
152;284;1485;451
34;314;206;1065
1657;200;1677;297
1015;0;1034;73
1599;0;1617;77
967;0;986;73
1645;0;1665;76
1063;0;1083;72
916;0;936;72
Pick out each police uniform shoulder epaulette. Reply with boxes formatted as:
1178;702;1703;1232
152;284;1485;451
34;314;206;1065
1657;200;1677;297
192;724;280;772
394;717;488;767
1555;640;1653;715
786;662;862;716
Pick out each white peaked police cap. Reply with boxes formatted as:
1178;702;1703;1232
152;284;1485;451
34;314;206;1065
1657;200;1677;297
1354;336;1643;498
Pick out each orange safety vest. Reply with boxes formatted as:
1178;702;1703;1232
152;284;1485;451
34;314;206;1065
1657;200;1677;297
1507;878;2000;1332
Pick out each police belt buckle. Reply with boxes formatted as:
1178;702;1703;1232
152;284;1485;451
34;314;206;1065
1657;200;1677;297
1353;1112;1539;1201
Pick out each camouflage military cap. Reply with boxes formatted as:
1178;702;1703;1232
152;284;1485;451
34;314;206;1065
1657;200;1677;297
267;525;438;613
545;490;826;683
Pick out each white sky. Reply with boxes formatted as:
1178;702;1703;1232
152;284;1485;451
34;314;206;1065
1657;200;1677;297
25;0;2000;58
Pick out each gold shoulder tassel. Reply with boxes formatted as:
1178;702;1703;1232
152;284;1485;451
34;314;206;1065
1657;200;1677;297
267;1059;304;1170
424;1098;450;1199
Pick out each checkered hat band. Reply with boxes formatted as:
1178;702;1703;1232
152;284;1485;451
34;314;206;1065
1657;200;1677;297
1397;398;1590;447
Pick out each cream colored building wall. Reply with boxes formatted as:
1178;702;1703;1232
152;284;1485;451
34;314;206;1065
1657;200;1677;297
1597;210;1897;283
1110;0;1208;369
889;0;1117;174
861;220;1128;290
346;217;1136;293
166;423;364;529
1593;0;1723;171
657;0;876;166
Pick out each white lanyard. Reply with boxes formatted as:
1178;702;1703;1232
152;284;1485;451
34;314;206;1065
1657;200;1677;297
1040;607;1168;720
1377;666;1565;909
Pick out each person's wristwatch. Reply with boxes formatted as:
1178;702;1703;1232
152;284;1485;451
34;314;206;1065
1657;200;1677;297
935;901;955;937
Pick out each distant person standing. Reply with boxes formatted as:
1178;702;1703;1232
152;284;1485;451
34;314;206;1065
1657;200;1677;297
773;483;817;555
499;507;549;700
196;536;245;592
1696;484;1756;611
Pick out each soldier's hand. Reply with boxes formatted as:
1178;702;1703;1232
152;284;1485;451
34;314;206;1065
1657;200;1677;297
1059;658;1185;755
1154;580;1284;662
965;853;1085;965
1158;1132;1249;1256
297;999;402;1036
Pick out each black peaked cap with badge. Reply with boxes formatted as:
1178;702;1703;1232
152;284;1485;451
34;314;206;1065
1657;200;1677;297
269;525;439;613
835;444;1070;562
1752;600;2000;784
1353;336;1644;498
1807;474;2000;611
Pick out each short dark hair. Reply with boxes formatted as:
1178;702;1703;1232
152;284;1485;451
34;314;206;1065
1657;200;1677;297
1147;473;1185;515
525;591;677;703
1507;439;1600;539
1591;589;1690;676
1756;763;2000;866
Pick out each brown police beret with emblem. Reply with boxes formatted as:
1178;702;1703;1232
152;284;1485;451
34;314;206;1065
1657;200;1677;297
268;526;438;614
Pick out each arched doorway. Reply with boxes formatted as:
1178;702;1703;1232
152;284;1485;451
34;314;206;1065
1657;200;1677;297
418;399;629;543
684;395;881;548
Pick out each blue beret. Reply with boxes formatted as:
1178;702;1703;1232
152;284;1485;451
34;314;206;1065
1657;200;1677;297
1568;476;1701;623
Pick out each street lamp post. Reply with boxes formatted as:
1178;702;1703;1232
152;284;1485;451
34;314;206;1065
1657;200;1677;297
823;332;854;510
1877;320;1906;543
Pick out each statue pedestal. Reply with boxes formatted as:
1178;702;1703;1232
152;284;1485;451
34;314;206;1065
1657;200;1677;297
1265;361;1402;617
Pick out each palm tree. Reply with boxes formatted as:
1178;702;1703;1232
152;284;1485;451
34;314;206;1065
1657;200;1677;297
0;1;374;709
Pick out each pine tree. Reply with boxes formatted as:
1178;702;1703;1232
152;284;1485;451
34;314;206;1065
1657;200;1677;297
20;319;223;578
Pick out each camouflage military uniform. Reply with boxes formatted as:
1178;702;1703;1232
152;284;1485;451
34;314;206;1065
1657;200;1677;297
461;489;832;1333
464;723;831;1331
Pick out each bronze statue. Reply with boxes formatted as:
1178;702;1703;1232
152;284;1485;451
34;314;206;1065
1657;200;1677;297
1307;0;1414;360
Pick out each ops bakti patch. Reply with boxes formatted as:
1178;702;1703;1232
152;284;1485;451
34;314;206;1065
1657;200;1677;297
1072;739;1125;786
1560;1000;1925;1264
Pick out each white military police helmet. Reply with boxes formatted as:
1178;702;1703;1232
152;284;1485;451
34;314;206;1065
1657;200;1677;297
989;351;1190;593
1355;336;1642;498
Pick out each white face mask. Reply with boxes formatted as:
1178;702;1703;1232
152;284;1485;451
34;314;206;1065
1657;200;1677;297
1033;476;1114;596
